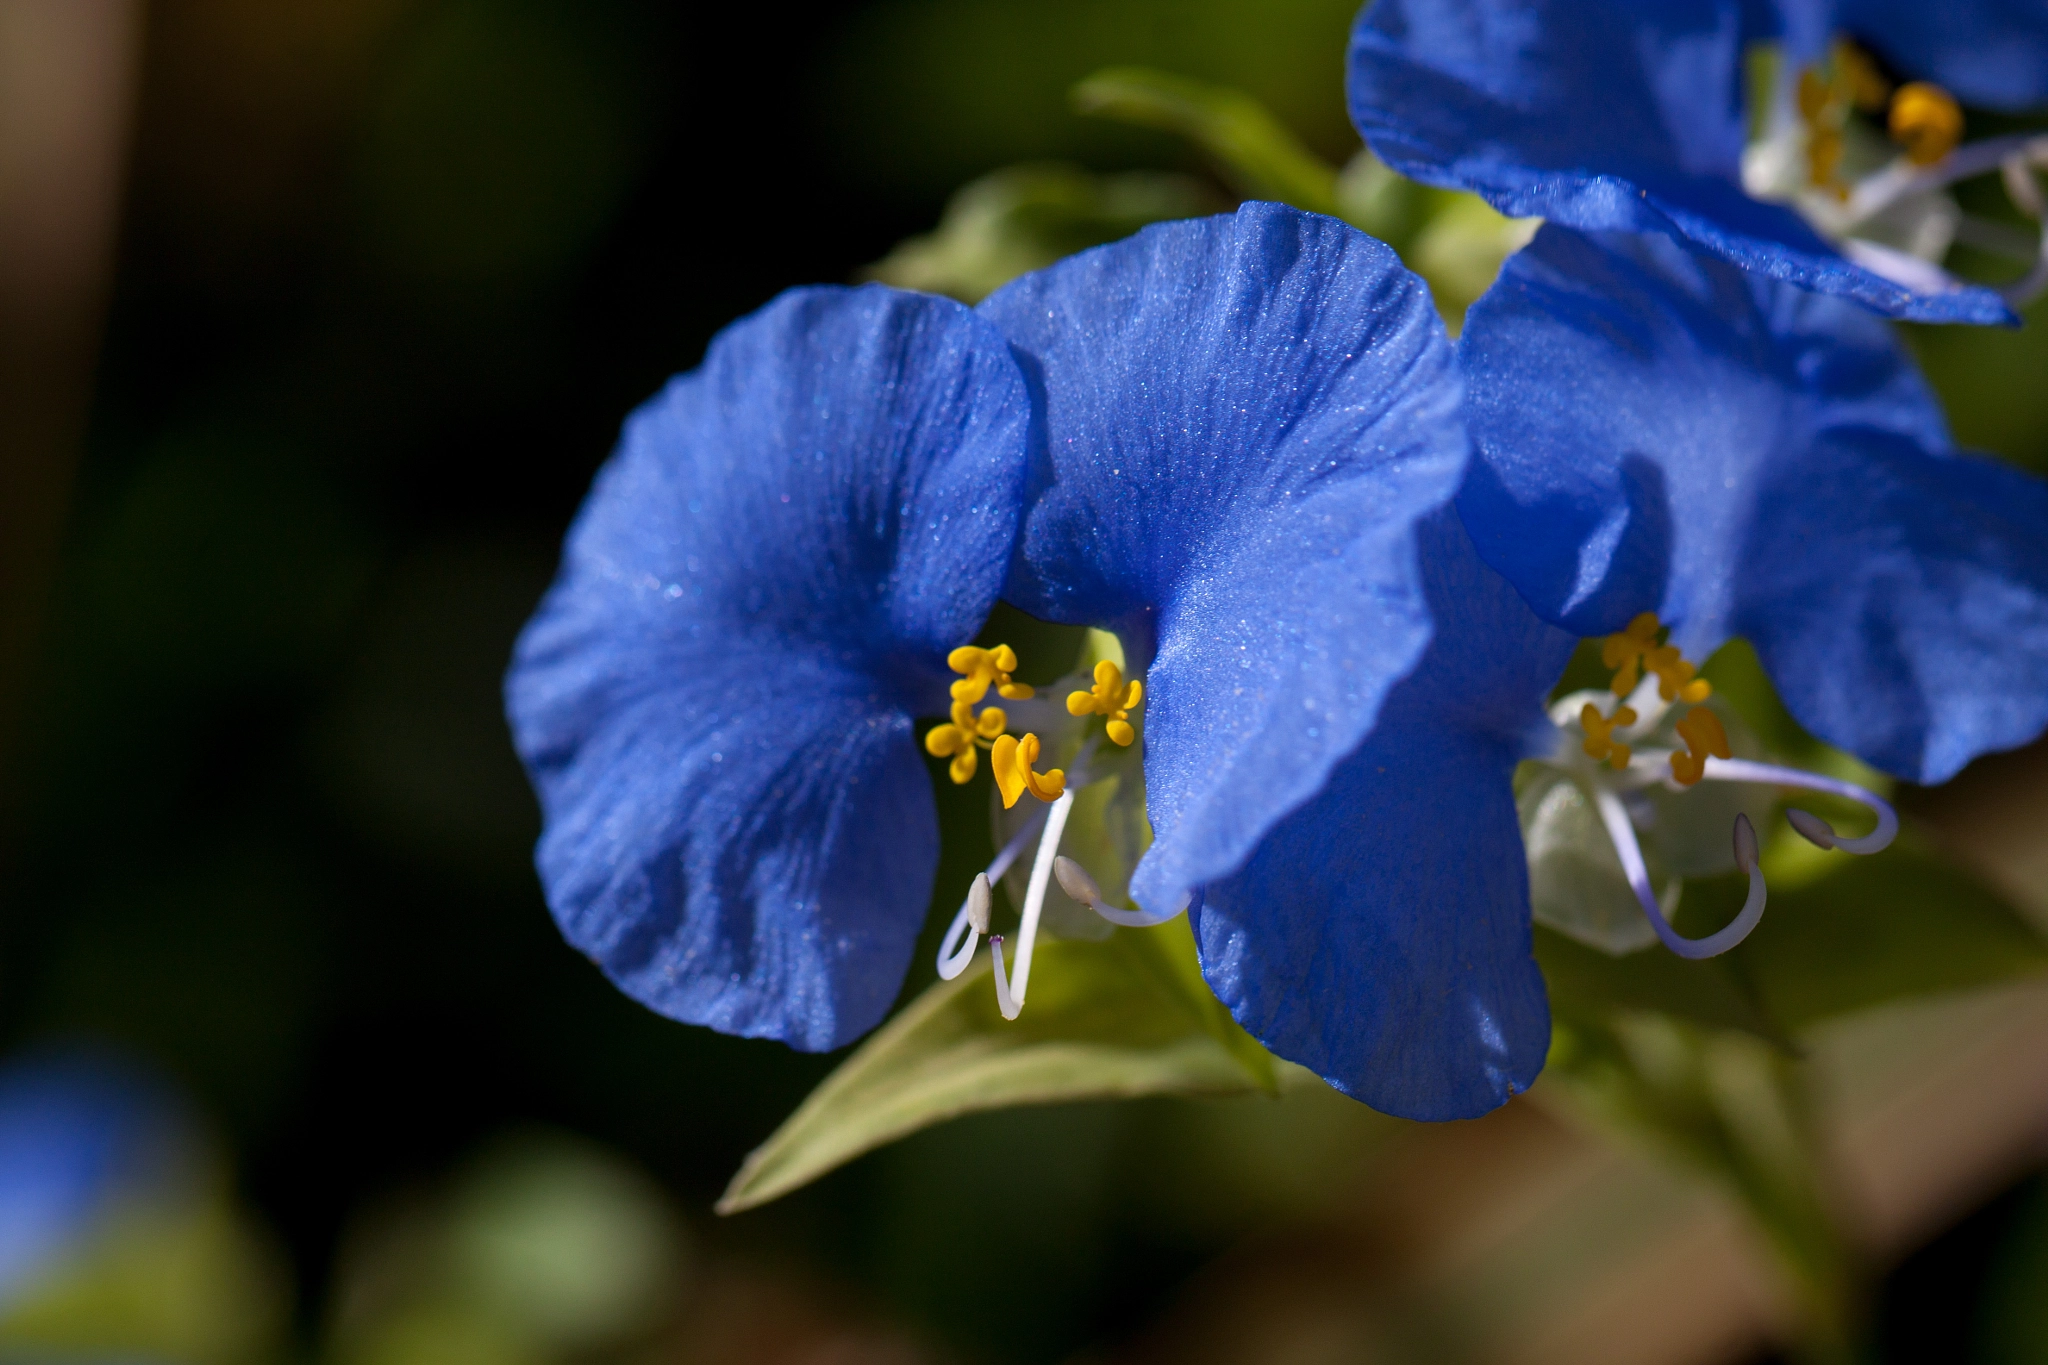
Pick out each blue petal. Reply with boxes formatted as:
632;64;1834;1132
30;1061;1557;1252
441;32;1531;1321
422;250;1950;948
1836;0;2048;110
1460;226;2048;781
1739;428;2048;783
1194;510;1571;1119
507;285;1031;1049
1458;225;1946;642
977;203;1469;918
1347;0;2015;325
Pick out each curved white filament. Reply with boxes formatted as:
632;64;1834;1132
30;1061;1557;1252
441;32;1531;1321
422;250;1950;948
1002;788;1075;1013
990;935;1020;1021
935;874;992;980
1846;133;2048;227
1997;220;2048;308
1053;856;1187;927
1590;786;1767;960
1699;757;1898;855
934;809;1048;980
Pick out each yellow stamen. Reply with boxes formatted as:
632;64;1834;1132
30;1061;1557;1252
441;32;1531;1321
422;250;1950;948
1807;126;1846;193
1671;707;1732;786
948;644;1035;704
1065;659;1145;747
924;696;1012;785
1600;612;1712;704
1834;40;1891;112
1579;701;1639;771
991;732;1065;809
1890;82;1962;167
1792;47;1891;193
1797;67;1830;123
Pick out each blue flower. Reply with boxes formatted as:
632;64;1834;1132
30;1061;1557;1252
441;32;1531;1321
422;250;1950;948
0;1051;190;1308
977;202;1572;1118
1347;0;2048;325
1458;224;2048;785
505;285;1033;1052
1787;1;2048;111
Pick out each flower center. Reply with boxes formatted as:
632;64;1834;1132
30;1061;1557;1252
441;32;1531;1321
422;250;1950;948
923;643;1065;803
931;645;1170;1020
1533;611;1896;959
1742;39;2048;308
1588;612;1725;787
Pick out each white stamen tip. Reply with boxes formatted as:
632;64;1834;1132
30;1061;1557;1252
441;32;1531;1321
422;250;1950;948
966;874;992;935
1785;808;1837;851
1732;812;1760;874
1053;856;1106;909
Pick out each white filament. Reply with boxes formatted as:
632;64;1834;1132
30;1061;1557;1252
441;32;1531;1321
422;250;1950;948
934;809;1047;980
1845;133;2048;227
990;935;1020;1020
1004;788;1075;1012
1591;786;1768;959
1054;855;1188;927
1700;757;1897;855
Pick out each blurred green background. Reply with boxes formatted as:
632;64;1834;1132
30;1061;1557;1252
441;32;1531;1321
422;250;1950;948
4;1;2047;1362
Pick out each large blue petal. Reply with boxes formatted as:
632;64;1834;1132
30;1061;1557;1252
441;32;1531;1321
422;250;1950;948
1739;428;2048;783
1347;0;2014;325
1836;0;2048;110
507;285;1031;1049
978;202;1469;918
1195;510;1571;1119
1460;226;2048;782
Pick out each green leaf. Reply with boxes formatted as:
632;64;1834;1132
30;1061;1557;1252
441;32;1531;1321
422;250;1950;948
1541;1015;1859;1357
863;161;1220;304
718;917;1276;1213
1540;831;2048;1047
1536;925;1785;1042
1070;67;1343;218
1739;836;2048;1031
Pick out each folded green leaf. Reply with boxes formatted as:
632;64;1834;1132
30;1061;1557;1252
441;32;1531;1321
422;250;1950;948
1541;1015;1857;1351
1071;67;1342;219
718;918;1276;1214
1739;836;2048;1031
1536;924;1785;1042
863;162;1219;304
1539;833;2048;1046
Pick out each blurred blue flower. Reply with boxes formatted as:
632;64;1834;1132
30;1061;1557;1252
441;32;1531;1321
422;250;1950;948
506;285;1033;1052
1347;0;2048;325
0;1051;190;1309
1458;225;2048;784
978;202;1571;1118
1779;0;2048;111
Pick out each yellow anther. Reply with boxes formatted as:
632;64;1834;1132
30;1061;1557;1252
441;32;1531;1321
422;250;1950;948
947;644;1035;704
1807;126;1846;193
991;732;1065;809
1671;706;1732;787
924;698;1009;785
1792;48;1891;193
1065;659;1145;747
1890;82;1962;167
1797;67;1831;123
1834;40;1891;112
1601;612;1663;696
1579;702;1639;771
1600;612;1712;704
